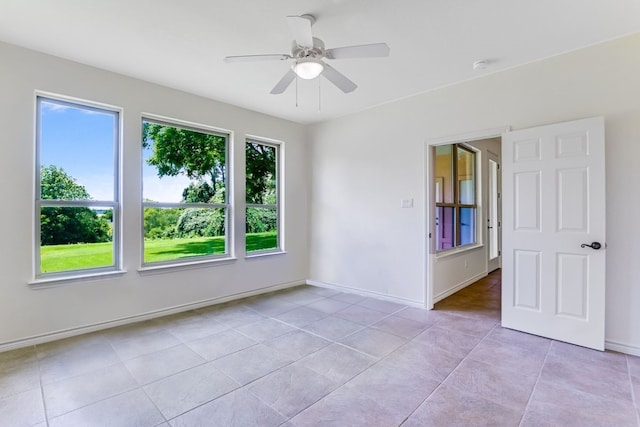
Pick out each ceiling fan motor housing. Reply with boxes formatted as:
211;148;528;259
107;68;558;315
291;37;325;59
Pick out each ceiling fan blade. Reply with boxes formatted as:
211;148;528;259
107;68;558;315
325;43;390;60
270;70;297;94
224;54;291;63
286;15;314;48
321;62;357;93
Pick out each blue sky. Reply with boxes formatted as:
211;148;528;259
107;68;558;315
40;100;190;203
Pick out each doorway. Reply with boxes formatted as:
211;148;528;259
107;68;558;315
425;127;506;309
427;117;606;351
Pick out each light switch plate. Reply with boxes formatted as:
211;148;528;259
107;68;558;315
401;198;413;208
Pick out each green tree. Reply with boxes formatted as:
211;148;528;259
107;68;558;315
175;208;225;237
41;165;91;200
246;207;277;233
182;181;216;203
246;142;276;204
40;165;111;245
143;122;226;201
143;206;181;239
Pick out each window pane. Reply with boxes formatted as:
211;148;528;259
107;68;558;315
141;119;229;265
246;142;277;204
39;99;116;201
459;207;476;246
436;206;455;251
143;207;226;263
40;206;113;273
246;207;278;252
489;159;499;258
37;96;118;276
246;140;279;253
457;148;475;205
142;121;227;204
435;145;454;203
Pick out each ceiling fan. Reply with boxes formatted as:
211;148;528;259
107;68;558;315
224;14;390;94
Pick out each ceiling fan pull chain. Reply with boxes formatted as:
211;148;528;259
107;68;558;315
318;75;322;111
295;75;299;107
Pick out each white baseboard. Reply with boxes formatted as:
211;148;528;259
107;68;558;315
0;280;305;353
306;279;425;308
605;339;640;357
433;272;487;304
7;276;640;358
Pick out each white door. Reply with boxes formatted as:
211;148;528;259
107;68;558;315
487;151;501;272
502;117;606;350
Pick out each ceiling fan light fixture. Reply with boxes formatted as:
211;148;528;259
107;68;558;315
293;58;324;79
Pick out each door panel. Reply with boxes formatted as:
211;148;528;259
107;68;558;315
514;171;541;231
558;168;588;231
513;250;540;310
502;117;605;350
556;253;588;319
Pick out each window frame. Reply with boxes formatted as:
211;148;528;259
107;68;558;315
34;93;122;281
245;138;283;256
140;115;232;268
435;143;478;252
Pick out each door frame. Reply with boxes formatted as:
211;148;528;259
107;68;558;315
487;150;502;272
424;126;509;309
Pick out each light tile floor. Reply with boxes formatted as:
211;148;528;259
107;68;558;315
1;270;639;426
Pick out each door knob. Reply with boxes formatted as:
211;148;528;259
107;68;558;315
581;242;602;250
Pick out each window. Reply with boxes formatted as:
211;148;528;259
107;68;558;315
246;140;280;253
36;96;120;277
435;144;477;251
142;118;229;265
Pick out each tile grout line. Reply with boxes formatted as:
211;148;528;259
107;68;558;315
117;291;373;424
173;294;361;423
250;304;426;424
625;355;640;426
160;317;381;425
516;337;553;427
38;337;139;423
247;296;416;359
139;383;170;425
35;344;51;427
400;274;500;426
397;320;500;426
39;321;254;423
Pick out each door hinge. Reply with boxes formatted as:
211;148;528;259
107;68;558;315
428;232;432;238
499;250;501;256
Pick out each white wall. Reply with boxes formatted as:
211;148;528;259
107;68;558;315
308;34;640;353
0;42;309;347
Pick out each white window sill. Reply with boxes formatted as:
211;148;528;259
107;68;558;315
245;250;287;260
435;244;484;260
138;256;237;275
29;270;127;289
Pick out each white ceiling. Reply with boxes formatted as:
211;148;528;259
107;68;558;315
1;1;639;124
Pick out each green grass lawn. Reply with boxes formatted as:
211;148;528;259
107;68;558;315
40;232;278;273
